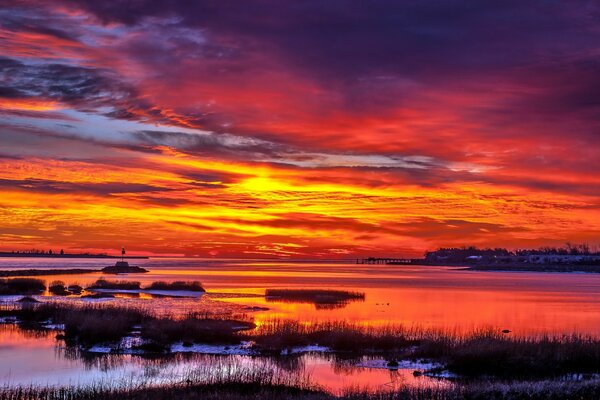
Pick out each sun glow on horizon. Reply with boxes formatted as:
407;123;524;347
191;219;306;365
0;1;599;257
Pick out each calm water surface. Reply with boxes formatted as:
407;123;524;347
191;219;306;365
1;257;599;334
1;257;600;391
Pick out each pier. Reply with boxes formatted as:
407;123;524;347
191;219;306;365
356;257;413;265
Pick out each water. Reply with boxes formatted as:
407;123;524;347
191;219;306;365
1;257;599;334
1;257;600;391
0;324;443;392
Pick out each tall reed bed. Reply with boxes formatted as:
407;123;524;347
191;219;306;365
2;377;600;400
250;319;600;377
3;302;600;378
0;358;319;400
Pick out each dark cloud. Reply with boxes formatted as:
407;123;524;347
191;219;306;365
0;178;169;196
0;57;197;127
0;9;80;42
1;1;599;202
132;130;283;156
0;86;26;98
60;1;599;77
0;57;130;107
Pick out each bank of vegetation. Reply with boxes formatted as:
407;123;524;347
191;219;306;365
1;377;600;400
1;302;600;380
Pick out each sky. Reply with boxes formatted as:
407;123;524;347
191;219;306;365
1;1;599;258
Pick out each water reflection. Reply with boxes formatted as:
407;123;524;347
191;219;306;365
1;259;600;333
0;323;443;392
265;289;366;310
4;258;599;392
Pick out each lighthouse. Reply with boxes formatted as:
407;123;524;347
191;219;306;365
115;247;129;268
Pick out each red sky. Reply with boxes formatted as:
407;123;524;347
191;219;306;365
1;1;599;257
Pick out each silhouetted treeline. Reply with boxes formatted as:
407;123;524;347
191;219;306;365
0;250;149;259
425;243;600;262
425;246;510;262
0;249;101;256
515;243;596;256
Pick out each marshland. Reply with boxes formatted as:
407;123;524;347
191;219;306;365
1;258;600;398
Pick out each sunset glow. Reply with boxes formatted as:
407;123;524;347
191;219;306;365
1;1;599;257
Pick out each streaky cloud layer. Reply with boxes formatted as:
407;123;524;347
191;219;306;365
0;1;599;257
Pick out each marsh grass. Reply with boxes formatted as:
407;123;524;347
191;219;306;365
251;320;424;352
141;317;254;349
145;281;205;292
87;279;141;290
251;320;600;378
265;289;365;307
0;278;45;294
86;280;206;292
0;357;320;400
0;302;253;349
427;332;600;378
2;302;600;379
2;377;600;400
48;280;70;296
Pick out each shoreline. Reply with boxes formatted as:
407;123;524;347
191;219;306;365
0;266;149;277
394;260;600;273
0;254;149;259
0;268;101;277
460;263;600;273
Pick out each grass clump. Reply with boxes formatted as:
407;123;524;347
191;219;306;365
252;320;411;353
141;318;254;349
48;280;70;296
0;365;319;400
67;284;83;294
87;279;141;290
265;289;364;307
0;302;148;345
419;331;600;378
2;377;600;400
145;281;205;292
0;302;254;349
3;301;600;380
253;320;600;378
0;278;45;294
63;305;146;344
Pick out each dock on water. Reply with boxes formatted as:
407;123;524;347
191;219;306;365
356;257;413;265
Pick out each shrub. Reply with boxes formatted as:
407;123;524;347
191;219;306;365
67;284;83;294
142;318;253;346
87;279;141;290
48;280;69;295
145;281;205;292
265;289;364;309
0;278;45;294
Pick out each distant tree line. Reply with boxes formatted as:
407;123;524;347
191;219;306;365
425;243;600;262
1;249;64;255
515;243;596;256
0;249;107;256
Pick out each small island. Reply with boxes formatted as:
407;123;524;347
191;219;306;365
101;261;149;274
101;249;149;274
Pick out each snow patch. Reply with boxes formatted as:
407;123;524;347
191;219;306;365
42;323;65;330
284;345;331;354
356;358;441;371
170;341;255;355
86;336;145;354
425;369;459;379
